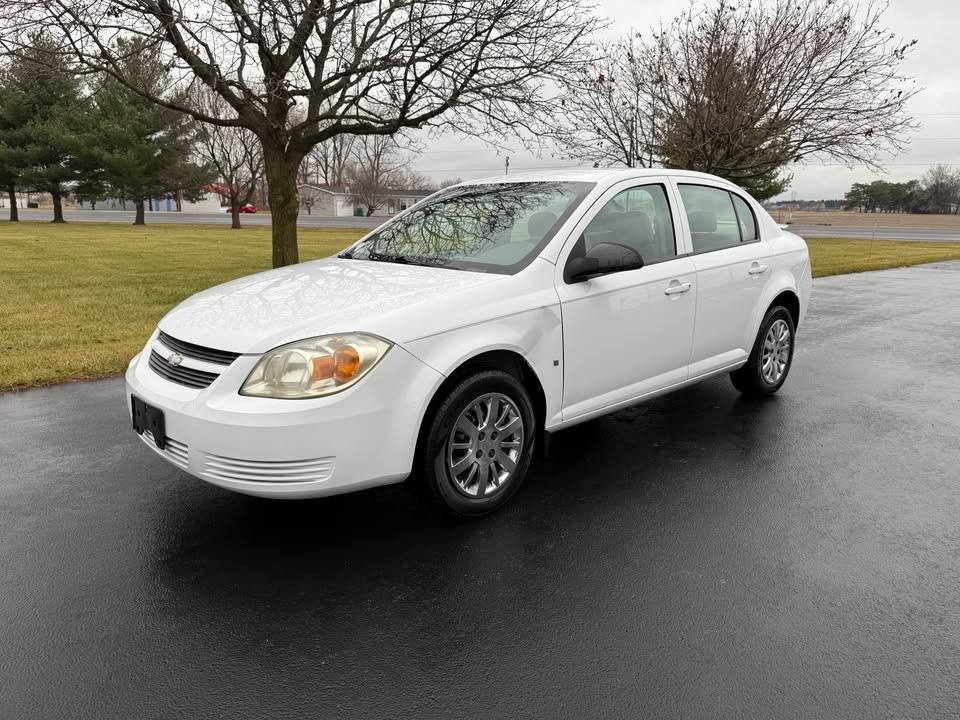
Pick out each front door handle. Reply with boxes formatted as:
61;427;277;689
748;264;768;276
664;282;692;296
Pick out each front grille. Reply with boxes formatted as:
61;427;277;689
148;350;219;389
158;331;241;366
201;453;336;484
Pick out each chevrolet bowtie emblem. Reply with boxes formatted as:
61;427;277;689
166;352;184;367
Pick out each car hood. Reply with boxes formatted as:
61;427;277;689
157;258;504;354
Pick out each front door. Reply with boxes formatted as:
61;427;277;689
556;180;697;422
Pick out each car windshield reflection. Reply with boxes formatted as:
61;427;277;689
340;181;595;274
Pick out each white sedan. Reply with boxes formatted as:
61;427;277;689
126;169;811;517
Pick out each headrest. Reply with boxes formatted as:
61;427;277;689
688;210;717;233
620;211;653;243
528;211;558;239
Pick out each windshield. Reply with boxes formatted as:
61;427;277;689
340;181;595;274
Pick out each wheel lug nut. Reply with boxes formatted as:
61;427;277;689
488;450;495;458
476;450;482;458
491;432;498;439
479;432;485;440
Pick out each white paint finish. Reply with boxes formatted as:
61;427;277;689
686;242;770;370
402;261;565;428
158;258;505;354
556;256;698;422
126;342;443;498
126;168;811;500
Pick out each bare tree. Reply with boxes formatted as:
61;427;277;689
299;192;317;215
305;135;356;187
398;169;435;192
439;177;464;189
554;0;918;200
349;136;409;216
553;35;660;170
921;165;960;215
193;90;262;229
1;0;602;267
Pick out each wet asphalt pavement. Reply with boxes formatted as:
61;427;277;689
3;262;960;719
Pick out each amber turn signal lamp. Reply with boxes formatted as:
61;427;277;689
312;355;335;381
334;346;361;382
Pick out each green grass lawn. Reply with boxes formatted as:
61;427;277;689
806;237;960;277
0;221;364;390
2;222;960;391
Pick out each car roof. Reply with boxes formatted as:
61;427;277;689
460;167;742;190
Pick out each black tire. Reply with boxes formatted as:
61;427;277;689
730;305;796;396
412;369;536;518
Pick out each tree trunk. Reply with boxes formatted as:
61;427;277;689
134;198;146;225
231;199;241;229
263;146;303;268
7;185;18;222
51;187;65;223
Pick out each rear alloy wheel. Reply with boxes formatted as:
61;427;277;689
415;370;536;517
730;305;796;396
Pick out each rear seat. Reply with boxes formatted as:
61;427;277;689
688;210;735;251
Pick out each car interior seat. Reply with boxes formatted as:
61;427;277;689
688;210;726;251
527;211;558;242
605;210;656;259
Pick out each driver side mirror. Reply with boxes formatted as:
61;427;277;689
565;242;644;283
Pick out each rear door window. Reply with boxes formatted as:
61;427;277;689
678;184;744;253
730;193;759;242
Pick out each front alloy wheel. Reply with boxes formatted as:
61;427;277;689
447;393;525;499
415;369;536;517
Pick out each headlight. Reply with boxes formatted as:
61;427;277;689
240;333;392;399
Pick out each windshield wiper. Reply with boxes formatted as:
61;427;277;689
360;251;451;268
338;250;354;259
367;251;411;264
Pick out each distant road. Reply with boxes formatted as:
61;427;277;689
788;224;960;242
12;208;960;242
12;208;384;229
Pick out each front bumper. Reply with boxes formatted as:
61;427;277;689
125;336;444;499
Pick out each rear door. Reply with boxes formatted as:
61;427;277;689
673;181;772;377
555;179;697;422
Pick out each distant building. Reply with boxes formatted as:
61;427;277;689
298;183;434;217
76;190;222;213
0;191;51;209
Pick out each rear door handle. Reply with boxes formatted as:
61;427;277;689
748;264;768;276
664;282;692;296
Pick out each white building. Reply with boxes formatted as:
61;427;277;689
298;184;434;217
76;191;222;213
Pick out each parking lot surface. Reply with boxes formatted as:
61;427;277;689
2;262;960;719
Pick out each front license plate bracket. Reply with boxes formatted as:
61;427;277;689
131;395;166;450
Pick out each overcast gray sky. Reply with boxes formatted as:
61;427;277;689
412;0;960;200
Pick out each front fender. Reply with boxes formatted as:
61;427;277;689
401;303;564;429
